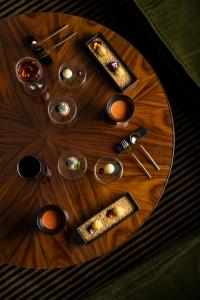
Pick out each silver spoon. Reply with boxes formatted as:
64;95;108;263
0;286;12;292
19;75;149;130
31;24;69;50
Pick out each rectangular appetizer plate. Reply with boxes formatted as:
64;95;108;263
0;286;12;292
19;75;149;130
77;192;139;244
85;33;138;92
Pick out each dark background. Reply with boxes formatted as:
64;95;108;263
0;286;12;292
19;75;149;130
0;0;200;299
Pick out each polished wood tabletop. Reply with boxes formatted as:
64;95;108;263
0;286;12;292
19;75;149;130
0;12;174;269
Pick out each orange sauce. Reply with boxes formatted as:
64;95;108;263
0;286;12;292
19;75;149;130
41;210;61;230
111;100;129;120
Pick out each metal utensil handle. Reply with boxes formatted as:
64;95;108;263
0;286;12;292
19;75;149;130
139;144;160;170
47;32;77;51
39;32;77;58
130;152;152;179
40;24;68;44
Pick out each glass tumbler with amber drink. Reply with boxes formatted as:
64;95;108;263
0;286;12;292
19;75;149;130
15;57;47;96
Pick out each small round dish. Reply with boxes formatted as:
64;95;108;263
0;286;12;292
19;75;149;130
58;62;86;88
36;205;66;235
58;151;87;181
48;97;77;125
94;156;123;184
106;94;135;123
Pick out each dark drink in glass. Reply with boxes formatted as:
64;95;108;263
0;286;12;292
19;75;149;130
17;155;51;180
15;57;47;96
17;60;41;83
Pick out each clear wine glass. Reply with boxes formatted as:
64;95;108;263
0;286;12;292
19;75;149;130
15;56;47;96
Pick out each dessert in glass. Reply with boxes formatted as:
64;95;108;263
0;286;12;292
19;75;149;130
58;62;86;88
94;156;123;184
58;151;87;180
48;97;77;125
15;56;47;96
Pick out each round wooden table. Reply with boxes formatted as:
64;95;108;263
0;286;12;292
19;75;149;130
0;13;174;269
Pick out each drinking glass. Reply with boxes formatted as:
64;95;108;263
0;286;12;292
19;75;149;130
15;56;47;96
17;155;51;180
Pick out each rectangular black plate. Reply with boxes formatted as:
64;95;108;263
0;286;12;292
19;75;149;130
77;192;139;245
85;33;138;92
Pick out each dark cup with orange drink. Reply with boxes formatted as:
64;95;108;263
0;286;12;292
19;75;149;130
36;205;67;235
106;94;135;123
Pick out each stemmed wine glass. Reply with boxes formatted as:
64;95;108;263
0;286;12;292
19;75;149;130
15;56;47;96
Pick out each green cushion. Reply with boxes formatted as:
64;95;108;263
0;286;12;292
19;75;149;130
85;232;200;300
133;0;200;87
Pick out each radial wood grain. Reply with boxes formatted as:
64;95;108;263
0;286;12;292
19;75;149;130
0;12;174;269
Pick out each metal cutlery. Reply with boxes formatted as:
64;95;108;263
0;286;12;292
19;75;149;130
129;133;160;171
38;31;77;58
115;127;160;178
31;24;69;50
139;144;160;171
121;139;152;179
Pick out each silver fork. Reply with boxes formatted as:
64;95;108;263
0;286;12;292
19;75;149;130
38;31;77;58
121;140;151;179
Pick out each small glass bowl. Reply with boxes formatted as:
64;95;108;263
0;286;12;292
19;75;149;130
48;97;77;125
58;62;86;88
58;151;87;180
94;156;123;184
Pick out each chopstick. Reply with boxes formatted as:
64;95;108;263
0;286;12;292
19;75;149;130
39;32;77;58
130;151;152;179
40;24;69;44
139;144;160;171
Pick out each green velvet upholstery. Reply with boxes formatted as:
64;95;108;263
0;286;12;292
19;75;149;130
133;0;200;87
85;232;200;300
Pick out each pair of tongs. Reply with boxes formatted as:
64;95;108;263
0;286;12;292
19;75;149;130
31;24;77;58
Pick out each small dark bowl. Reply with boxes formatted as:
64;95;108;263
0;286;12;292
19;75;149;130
36;205;66;235
106;94;135;123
